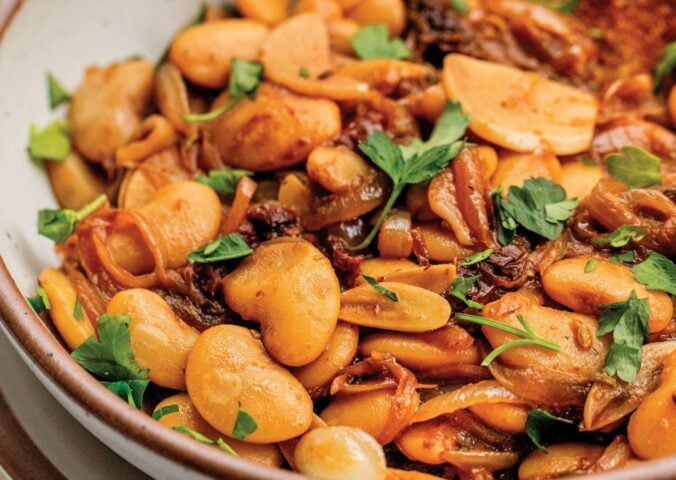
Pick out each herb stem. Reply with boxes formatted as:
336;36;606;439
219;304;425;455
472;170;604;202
480;339;548;366
349;183;404;251
76;194;107;220
183;96;240;123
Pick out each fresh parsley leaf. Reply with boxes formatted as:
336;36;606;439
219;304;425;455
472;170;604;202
46;72;70;109
196;169;253;195
299;66;310;78
28;120;70;161
491;187;517;246
184;58;264;123
352;24;410;60
449;0;469;15
461;248;493;266
585;259;597;273
362;274;399;302
173;426;239;456
187;233;253;264
545;199;579;223
654;42;676;93
351;101;469;249
71;314;149;382
608;251;636;264
557;0;580;13
588;27;605;39
455;313;560;366
232;402;258;440
73;297;84;321
597;291;650;382
593;225;646;248
102;380;149;409
38;194;106;243
152;404;180;420
500;178;572;240
631;251;676;295
450;275;483;310
27;286;51;313
606;146;662;188
526;409;575;452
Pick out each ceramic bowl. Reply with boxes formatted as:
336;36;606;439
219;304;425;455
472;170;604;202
0;2;675;479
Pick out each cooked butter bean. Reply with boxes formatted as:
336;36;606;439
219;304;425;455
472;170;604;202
359;258;417;278
38;268;95;350
355;264;456;294
339;282;451;332
209;83;341;171
169;19;268;88
186;325;313;443
236;0;289;26
154;393;283;467
46;151;106;210
306;146;372;193
107;289;198;390
542;258;673;333
223;238;341;367
294;426;387;480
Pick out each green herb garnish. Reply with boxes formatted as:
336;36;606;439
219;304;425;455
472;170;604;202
27;286;51;313
461;248;493;266
584;259;597;273
72;314;149;408
493;178;578;243
351;24;410;60
557;0;580;13
526;409;575;452
606;146;662;188
593;225;646;248
28;120;70;161
187;233;253;264
362;274;399;302
152;404;180;420
47;72;70;109
196;168;253;195
299;66;310;78
73;297;84;321
597;291;650;382
653;42;676;93
449;275;483;310
631;251;676;295
173;426;238;456
455;313;560;366
232;402;258;440
38;193;106;243
449;0;469;15
184;58;264;123
350;101;468;250
608;251;636;264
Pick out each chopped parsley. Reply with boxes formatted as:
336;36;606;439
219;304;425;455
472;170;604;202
526;409;575;452
27;286;51;314
449;0;469;15
232;402;258;440
461;248;493;266
584;259;597;273
492;178;578;243
187;233;253;264
631;251;676;295
593;225;646;248
455;313;560;366
46;72;70;109
173;426;238;456
71;314;150;408
196;168;253;195
299;66;310;78
38;194;107;244
28;120;70;161
184;58;264;123
351;24;410;60
606;146;662;188
449;275;483;310
362;274;399;302
350;101;469;250
152;404;180;420
653;42;676;93
73;297;84;321
597;291;651;382
608;251;636;264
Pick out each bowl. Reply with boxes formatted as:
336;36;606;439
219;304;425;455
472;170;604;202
0;1;675;479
